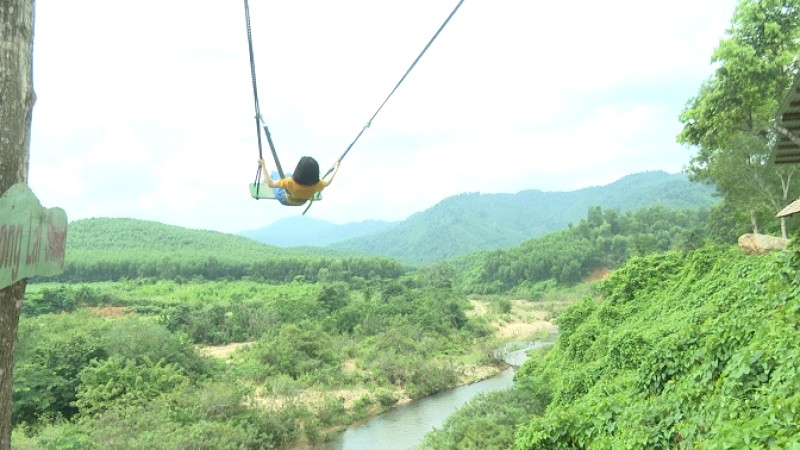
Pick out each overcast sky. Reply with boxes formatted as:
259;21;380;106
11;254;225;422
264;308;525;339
28;0;738;233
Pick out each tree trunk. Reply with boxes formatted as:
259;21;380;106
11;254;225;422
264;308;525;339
0;282;25;449
0;1;36;448
750;209;760;235
781;217;787;239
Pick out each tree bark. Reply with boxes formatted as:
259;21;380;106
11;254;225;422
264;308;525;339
0;1;36;448
750;209;760;235
0;282;24;450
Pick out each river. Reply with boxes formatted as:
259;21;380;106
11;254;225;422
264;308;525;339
327;335;556;450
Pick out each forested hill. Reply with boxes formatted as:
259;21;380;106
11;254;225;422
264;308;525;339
424;244;800;448
451;205;709;293
329;171;717;265
55;218;406;283
67;217;282;254
510;245;800;448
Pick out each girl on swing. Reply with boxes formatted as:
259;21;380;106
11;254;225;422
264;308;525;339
258;156;340;206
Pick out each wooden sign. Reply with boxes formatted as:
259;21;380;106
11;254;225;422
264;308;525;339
0;183;67;289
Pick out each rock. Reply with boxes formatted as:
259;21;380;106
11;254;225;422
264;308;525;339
737;233;789;255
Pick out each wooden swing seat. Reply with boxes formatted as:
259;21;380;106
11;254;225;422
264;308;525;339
248;183;322;201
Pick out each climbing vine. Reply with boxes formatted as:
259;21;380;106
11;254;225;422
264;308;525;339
512;244;800;449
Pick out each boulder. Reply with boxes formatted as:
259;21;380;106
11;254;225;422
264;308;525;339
737;233;789;255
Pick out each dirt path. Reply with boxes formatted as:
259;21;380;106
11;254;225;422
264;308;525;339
469;299;556;340
197;342;252;358
87;306;134;318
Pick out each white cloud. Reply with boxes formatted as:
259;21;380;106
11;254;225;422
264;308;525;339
27;0;738;232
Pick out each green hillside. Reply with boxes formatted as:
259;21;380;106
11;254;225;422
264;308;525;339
452;205;709;293
55;218;406;283
332;171;717;264
67;217;283;254
515;246;799;448
424;243;800;449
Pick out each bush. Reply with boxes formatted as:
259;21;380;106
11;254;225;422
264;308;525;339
375;388;399;407
406;360;459;398
14;384;305;450
253;322;340;380
75;356;189;416
103;318;212;375
13;312;109;425
423;381;550;450
21;285;77;316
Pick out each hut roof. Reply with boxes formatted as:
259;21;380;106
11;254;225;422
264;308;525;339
777;198;800;218
776;75;800;164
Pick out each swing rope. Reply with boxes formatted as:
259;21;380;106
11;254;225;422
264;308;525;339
303;0;466;215
322;0;465;180
244;0;283;198
244;0;465;210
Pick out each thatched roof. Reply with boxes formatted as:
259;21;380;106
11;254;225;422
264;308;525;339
777;198;800;218
776;75;800;164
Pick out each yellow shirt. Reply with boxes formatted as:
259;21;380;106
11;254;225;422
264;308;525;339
276;178;328;205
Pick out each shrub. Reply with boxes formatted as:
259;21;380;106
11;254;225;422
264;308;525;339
75;355;188;416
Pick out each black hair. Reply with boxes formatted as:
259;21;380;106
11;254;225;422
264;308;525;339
292;156;321;186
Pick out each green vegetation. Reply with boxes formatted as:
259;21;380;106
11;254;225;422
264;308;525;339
13;161;797;448
9;200;716;449
422;379;551;450
15;201;800;448
418;3;800;445
453;205;711;294
54;218;407;283
12;272;505;448
9;2;800;448
678;0;800;236
331;171;717;264
423;243;800;449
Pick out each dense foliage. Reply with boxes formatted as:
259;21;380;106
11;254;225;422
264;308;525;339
454;206;710;293
12;273;499;448
678;0;800;235
505;244;800;449
422;376;552;450
51;218;407;283
421;244;800;449
330;171;717;264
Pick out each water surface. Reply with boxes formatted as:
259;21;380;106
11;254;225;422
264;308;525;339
328;338;554;450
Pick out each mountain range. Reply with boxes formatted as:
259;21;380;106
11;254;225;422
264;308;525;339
240;171;718;265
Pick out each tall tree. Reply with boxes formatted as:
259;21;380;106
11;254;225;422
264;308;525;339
0;1;35;448
678;0;800;237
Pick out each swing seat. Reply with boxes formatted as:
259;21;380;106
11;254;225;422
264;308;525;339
248;183;322;201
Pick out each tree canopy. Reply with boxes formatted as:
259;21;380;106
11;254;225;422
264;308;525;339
678;0;800;236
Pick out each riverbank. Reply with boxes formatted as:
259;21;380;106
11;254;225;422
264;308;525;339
327;331;560;449
12;266;596;449
198;295;567;450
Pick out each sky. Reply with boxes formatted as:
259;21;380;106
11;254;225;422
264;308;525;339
28;0;738;233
